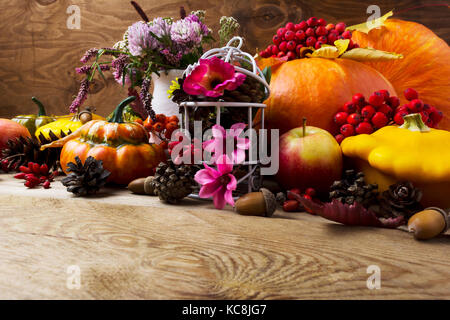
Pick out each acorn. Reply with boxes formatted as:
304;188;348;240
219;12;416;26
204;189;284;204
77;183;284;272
79;108;93;124
407;207;448;240
128;176;156;195
234;188;277;217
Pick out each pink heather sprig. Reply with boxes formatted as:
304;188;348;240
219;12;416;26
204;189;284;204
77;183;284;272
76;64;110;75
140;77;155;120
111;54;129;83
69;79;90;113
80;47;115;64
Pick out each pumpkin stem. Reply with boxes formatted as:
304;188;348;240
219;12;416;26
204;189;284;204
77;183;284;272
109;96;136;123
400;113;430;132
31;97;47;117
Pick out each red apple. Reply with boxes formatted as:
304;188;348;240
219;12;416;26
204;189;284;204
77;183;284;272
0;119;31;151
276;123;342;193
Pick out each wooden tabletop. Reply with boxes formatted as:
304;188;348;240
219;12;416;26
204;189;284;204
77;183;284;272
0;174;449;299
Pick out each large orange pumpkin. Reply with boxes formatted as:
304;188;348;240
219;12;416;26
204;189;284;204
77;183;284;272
257;58;396;134
352;19;450;130
42;97;165;185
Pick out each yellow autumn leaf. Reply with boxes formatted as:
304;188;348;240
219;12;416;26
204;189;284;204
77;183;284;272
334;39;350;56
340;47;403;61
307;46;339;58
346;11;394;34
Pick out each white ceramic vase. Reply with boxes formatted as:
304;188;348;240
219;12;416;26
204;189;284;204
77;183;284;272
151;69;184;117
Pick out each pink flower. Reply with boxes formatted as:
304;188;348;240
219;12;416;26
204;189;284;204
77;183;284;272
203;123;250;164
183;57;246;97
195;155;237;209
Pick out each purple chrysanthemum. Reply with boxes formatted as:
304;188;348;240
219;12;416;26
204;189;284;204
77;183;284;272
69;79;90;113
170;17;207;48
149;17;171;39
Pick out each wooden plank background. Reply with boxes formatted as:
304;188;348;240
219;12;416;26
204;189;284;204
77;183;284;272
0;0;448;119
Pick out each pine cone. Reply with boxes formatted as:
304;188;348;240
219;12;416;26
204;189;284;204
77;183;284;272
329;170;379;207
152;161;195;204
1;130;68;172
61;156;110;196
222;75;265;103
379;181;423;218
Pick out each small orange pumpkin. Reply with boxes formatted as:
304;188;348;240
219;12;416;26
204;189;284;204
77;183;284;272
352;19;450;130
42;97;165;185
256;58;396;134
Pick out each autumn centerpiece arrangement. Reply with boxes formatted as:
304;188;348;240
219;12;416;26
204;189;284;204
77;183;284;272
0;6;449;241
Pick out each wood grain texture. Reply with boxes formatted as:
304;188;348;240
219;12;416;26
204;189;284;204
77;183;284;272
0;173;449;299
0;0;448;119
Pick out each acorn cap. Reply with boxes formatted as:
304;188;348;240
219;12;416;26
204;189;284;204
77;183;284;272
260;188;276;217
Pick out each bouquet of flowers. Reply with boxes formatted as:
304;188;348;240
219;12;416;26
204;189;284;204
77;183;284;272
69;3;240;120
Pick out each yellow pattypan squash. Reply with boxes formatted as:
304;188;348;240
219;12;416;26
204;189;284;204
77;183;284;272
35;109;104;140
341;113;450;208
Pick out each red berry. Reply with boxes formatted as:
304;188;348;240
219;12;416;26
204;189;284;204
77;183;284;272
420;111;429;123
342;30;352;39
272;35;281;45
295;30;306;41
277;27;286;38
317;35;328;43
286;51;296;60
305;28;315;37
278;41;288;52
347;113;362;126
43;180;51;189
303;194;312;201
408;99;423;113
335;134;345;144
19;166;31;174
296;44;304;54
271;45;280;55
305;188;317;197
368;92;384;107
277;51;285;58
283;200;300;212
284;30;295;41
315;26;328;36
287;188;302;200
340;124;355;137
327;33;338;44
315;41;324;49
317;18;327;26
260;50;270;58
25;180;37;188
387;96;400;108
430;110;443;124
334;112;349;126
297;21;308;31
285;22;295;31
397;104;409;114
352;93;365;106
326;23;335;31
356;122;374;135
347;39;355;49
343;102;356;114
28;162;34;171
378;90;390;101
371;112;389;129
425;118;435;128
394;111;409;125
306;36;316;47
307;17;318;27
40;164;49;175
404;88;419;101
361;105;376;118
14;173;26;179
286;40;296;51
378;104;393;117
335;22;346;33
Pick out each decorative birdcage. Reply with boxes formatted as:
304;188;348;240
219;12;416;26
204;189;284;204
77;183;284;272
178;37;270;198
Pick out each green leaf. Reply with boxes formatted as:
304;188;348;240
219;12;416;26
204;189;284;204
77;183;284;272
97;65;106;81
346;10;394;34
262;66;271;84
340;47;403;61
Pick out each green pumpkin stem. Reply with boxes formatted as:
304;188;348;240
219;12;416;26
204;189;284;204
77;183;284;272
109;96;136;123
31;97;47;116
400;113;430;132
